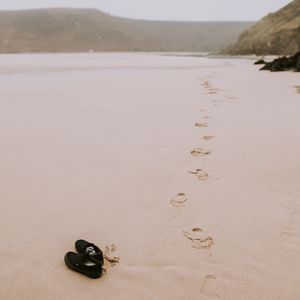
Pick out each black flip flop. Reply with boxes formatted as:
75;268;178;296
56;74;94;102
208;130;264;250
64;252;102;279
75;239;104;266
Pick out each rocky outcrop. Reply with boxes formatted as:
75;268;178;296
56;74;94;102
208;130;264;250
223;0;300;55
257;51;300;72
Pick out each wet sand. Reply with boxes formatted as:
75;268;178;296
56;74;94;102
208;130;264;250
0;53;300;299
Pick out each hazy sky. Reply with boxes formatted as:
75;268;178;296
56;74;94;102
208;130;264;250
0;0;292;21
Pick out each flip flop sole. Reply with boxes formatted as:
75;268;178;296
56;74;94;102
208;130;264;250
75;239;104;266
64;253;102;279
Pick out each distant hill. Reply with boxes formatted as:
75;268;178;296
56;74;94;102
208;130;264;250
0;8;254;53
223;0;300;55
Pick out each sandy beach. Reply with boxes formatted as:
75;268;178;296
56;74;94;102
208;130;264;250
1;53;300;299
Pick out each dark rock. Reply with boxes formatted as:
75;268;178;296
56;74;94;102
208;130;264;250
259;51;300;72
260;63;271;71
254;59;266;65
296;54;300;72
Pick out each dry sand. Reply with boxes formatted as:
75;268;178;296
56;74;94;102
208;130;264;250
0;53;299;299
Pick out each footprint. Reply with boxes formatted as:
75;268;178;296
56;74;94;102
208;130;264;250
188;169;209;181
202;80;210;89
208;90;217;95
201;275;219;298
170;193;187;207
183;227;214;249
104;244;120;267
280;231;296;241
195;122;208;128
277;210;300;250
202;80;219;95
191;148;212;157
203;135;214;141
191;238;214;249
183;227;206;239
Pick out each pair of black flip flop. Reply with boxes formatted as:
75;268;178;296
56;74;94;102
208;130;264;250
65;239;104;278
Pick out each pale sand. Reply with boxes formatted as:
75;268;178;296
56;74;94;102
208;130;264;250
0;53;300;299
